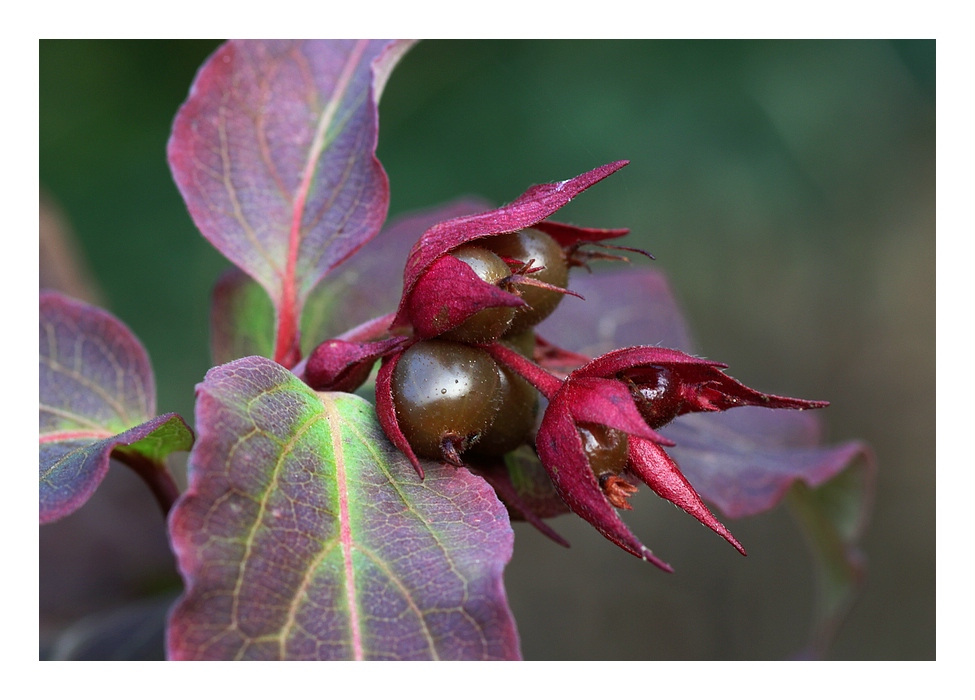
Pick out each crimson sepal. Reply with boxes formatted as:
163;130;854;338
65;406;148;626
374;351;425;479
561;376;675;446
531;220;629;247
577;346;828;426
530;343;828;566
627;436;745;555
534;390;674;571
406;254;526;338
392;161;629;330
304;336;408;392
532;334;592;376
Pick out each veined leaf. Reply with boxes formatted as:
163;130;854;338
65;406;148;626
168;356;519;660
39;292;192;523
536;266;694;356
169;40;414;367
209;198;492;366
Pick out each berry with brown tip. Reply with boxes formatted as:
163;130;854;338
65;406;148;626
391;339;503;463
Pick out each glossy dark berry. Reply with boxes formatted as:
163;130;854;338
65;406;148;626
628;366;682;429
577;422;629;477
480;228;569;334
391;339;503;461
468;367;538;458
439;245;516;343
468;330;539;458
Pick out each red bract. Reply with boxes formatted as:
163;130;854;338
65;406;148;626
304;336;409;393
487;342;827;571
390;161;631;339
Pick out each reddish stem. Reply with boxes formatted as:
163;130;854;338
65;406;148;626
274;40;370;369
337;312;397;343
273;310;302;369
483;342;563;400
112;449;181;519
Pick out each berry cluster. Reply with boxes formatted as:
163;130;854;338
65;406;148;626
391;228;568;465
303;162;826;569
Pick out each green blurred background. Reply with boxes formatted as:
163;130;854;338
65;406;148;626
39;40;935;659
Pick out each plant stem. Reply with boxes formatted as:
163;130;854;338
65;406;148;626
113;449;182;518
337;312;397;343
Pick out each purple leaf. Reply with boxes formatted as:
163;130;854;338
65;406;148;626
208;199;492;365
40;414;190;525
662;409;870;519
40;292;192;524
536;265;695;356
168;356;520;660
169;40;414;367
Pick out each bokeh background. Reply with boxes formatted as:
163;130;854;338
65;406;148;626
39;40;935;660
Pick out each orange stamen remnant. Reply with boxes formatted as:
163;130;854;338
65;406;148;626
601;475;639;510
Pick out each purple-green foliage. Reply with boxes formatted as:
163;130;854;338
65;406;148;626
39;39;874;661
169;40;412;367
168;357;518;660
39;292;192;524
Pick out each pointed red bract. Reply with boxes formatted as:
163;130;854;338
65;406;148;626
575;345;827;428
405;255;526;338
304;336;408;392
392;161;629;330
562;376;673;445
525;336;829;564
627;436;745;555
374;351;424;478
531;220;629;247
535;392;673;571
